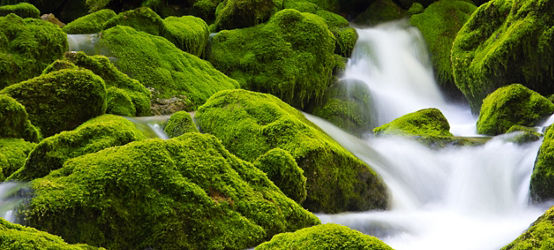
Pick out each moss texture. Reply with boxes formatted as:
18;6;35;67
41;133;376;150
196;89;388;213
410;0;476;96
0;14;67;89
8;115;146;181
353;0;406;26
208;9;337;109
374;108;453;137
103;7;166;36
0;69;107;137
476;84;554;136
163;111;198;138
502;206;554;250
214;0;275;30
0;217;103;250
99;25;238;111
256;223;393;249
451;0;554;111
314;10;358;58
62;9;116;34
505;125;542;144
23;133;319;249
44;52;151;116
0;138;35;181
163;15;209;57
0;94;40;142
530;126;554;202
0;2;40;18
254;148;307;203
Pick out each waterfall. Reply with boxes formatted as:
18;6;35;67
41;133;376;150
125;116;171;139
0;182;30;223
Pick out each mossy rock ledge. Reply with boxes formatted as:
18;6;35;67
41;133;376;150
530;125;554;202
502;206;554;250
0;3;40;18
62;9;116;34
374;108;453;138
0;94;40;142
163;111;198;138
22;133;319;249
0;138;35;181
196;89;389;213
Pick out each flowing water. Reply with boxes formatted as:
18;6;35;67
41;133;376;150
309;20;553;250
125;116;170;139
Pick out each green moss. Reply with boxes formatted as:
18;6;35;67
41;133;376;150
256;223;393;249
374;108;453;137
208;9;337;109
99;25;238;110
192;0;224;21
214;0;275;30
0;3;40;18
103;7;165;36
0;138;35;181
451;0;554;111
531;126;554;202
407;2;425;15
8;115;146;181
162;15;209;56
0;217;103;250
0;14;67;89
410;0;476;96
0;94;40;142
505;125;542;144
63;9;116;34
23;133;319;249
353;0;406;26
163;111;198;138
196;89;388;212
315;10;358;57
254;148;307;203
476;84;554;136
502;206;554;250
0;69;107;137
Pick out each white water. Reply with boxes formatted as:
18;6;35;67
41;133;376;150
0;182;29;223
310;21;553;250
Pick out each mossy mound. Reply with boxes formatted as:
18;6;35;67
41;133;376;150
254;148;307;203
0;138;35;181
62;9;116;34
530;126;554;202
0;69;107;137
0;217;102;250
256;223;393;249
44;51;151;116
208;9;337;109
163;15;209;57
163;111;198;138
196;89;388;213
214;0;275;30
505;125;542;144
0;3;40;18
8;115;146;181
103;7;166;36
98;25;238;111
0;94;40;142
314;10;358;58
451;0;554;111
374;108;453;137
0;14;67;89
476;84;554;136
353;0;406;26
23;133;320;249
410;0;476;96
502;206;554;250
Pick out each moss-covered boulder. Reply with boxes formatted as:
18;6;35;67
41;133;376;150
62;9;116;34
103;7;166;36
451;0;554;111
8;115;146;181
530;126;554;202
254;148;307;203
0;14;67;89
0;2;40;18
98;25;238;112
374;108;453;137
0;217;102;250
502;206;554;250
214;0;275;30
256;223;393;249
44;52;151;116
163;111;198;138
208;9;337;108
0;69;107;137
410;0;476;96
196;89;388;212
505;125;542;144
353;0;406;26
314;10;358;58
163;15;209;57
0;94;40;142
23;133;319;249
476;84;554;136
0;138;35;181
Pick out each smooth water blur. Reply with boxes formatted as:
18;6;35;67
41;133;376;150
125;116;170;139
0;182;29;223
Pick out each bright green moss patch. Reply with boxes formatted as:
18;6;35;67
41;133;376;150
0;14;67;89
8;115;146;181
314;10;358;57
476;84;554;136
0;3;40;18
208;9;337;108
374;108;453;137
530;126;554;202
103;7;165;36
256;223;393;249
23;133;319;249
502;206;554;250
196;89;388;212
353;0;406;26
0;138;35;181
214;0;275;30
451;0;554;111
0;94;40;142
0;69;107;137
410;0;476;96
163;111;198;138
163;16;209;57
254;148;307;203
99;25;238;111
63;9;116;34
